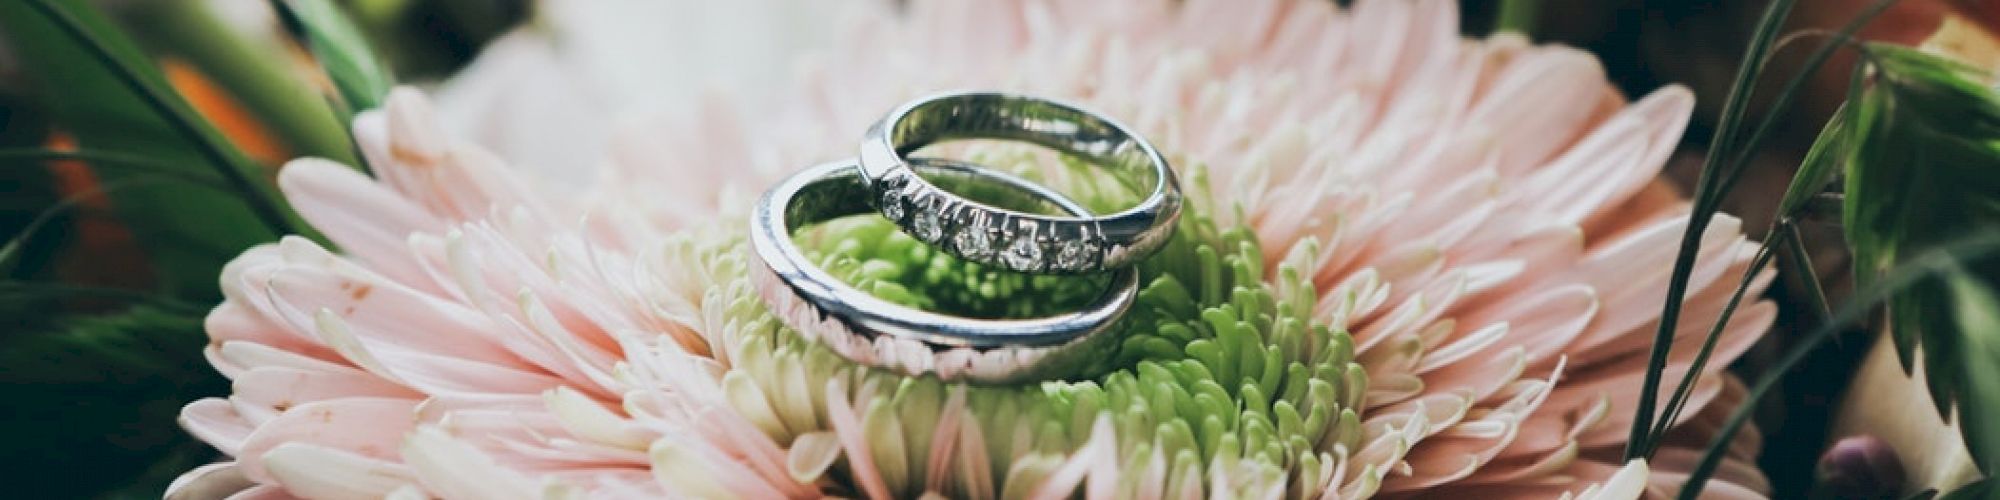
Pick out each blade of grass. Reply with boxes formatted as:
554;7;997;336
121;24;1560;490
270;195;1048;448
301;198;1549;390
1645;9;1892;449
272;0;396;115
1676;228;2000;498
1627;0;1800;460
0;148;229;189
0;178;151;277
0;281;202;313
1645;225;1786;453
1713;0;1899;204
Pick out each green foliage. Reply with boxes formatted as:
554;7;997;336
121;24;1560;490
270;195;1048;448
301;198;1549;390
1935;477;1995;500
1681;229;2000;499
274;0;398;115
1676;41;2000;498
1948;275;2000;480
1674;36;2000;500
1626;0;1800;459
0;0;304;300
688;161;1380;497
0;1;397;496
0;304;226;499
1840;43;2000;475
122;1;359;165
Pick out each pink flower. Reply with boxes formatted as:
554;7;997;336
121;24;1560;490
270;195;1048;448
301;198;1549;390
171;1;1773;498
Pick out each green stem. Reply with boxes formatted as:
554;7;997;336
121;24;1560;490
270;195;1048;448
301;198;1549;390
1495;0;1540;36
23;0;302;237
125;1;359;166
1714;0;1898;205
1677;229;2000;498
1780;222;1834;325
1627;0;1800;460
1646;224;1786;452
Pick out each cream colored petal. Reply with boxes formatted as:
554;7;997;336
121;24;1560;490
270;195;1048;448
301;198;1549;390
402;426;537;500
263;442;418;500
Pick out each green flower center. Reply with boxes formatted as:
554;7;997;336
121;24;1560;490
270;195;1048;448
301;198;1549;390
711;156;1384;498
797;216;1111;320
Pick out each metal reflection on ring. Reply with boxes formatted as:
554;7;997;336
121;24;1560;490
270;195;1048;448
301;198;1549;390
858;91;1182;274
749;158;1138;383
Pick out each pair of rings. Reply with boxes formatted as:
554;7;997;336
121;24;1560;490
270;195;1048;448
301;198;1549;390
749;91;1183;383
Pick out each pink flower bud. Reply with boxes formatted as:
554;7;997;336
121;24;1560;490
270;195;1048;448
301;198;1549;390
1817;435;1907;498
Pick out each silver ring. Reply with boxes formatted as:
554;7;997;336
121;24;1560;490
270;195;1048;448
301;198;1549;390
750;159;1138;383
859;91;1182;273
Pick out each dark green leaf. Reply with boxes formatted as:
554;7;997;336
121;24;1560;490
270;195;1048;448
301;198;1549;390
274;0;397;113
1937;478;1995;500
0;304;227;498
0;148;230;189
0;281;204;313
1947;274;2000;474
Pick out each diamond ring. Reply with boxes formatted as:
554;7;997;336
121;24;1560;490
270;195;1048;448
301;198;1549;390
859;91;1182;273
750;158;1138;383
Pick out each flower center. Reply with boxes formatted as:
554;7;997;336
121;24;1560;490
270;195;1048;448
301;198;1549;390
708;157;1383;497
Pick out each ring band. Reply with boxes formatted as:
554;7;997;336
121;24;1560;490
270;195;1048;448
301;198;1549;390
859;91;1182;273
750;159;1138;383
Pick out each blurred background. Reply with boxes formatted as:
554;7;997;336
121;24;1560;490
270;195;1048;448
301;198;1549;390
0;0;1984;497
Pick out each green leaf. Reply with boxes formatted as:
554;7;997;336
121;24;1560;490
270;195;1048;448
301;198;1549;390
0;0;311;300
0;148;230;189
274;0;397;114
1840;43;2000;472
0;304;227;498
1947;274;2000;474
1937;478;1995;500
1778;101;1859;220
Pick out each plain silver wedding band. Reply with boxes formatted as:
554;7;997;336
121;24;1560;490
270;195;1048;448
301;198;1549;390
749;158;1138;383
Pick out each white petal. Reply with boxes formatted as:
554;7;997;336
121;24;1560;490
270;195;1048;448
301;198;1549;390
401;426;537;500
263;442;418;500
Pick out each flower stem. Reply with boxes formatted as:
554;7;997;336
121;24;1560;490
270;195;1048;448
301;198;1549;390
1494;0;1540;37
